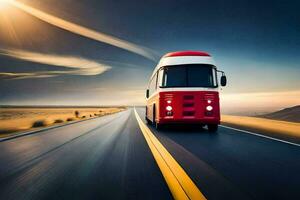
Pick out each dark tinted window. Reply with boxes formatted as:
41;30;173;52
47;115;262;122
163;67;186;87
161;64;216;88
188;66;214;87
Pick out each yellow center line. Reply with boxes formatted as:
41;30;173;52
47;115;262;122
134;108;207;200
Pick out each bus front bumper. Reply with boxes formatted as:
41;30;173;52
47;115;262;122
158;117;220;125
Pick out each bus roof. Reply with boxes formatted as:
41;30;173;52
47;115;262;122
150;51;215;79
163;51;211;57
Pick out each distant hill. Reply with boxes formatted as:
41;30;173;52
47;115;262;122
259;105;300;123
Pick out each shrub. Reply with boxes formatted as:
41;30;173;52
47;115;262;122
67;118;75;121
75;110;80;118
54;119;64;123
0;129;18;134
32;120;47;128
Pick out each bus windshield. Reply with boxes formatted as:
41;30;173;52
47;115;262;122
160;64;217;88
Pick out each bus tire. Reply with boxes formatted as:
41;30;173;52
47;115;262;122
145;107;151;124
146;118;151;124
155;123;160;130
152;105;157;127
207;124;218;133
155;122;163;130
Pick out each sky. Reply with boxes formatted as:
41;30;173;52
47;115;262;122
0;0;299;114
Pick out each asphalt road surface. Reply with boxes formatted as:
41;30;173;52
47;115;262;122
0;108;299;200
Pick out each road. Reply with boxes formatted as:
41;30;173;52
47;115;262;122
0;108;299;200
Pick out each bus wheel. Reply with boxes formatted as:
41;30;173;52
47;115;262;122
146;118;151;124
152;105;156;126
155;122;163;130
145;107;151;124
207;124;218;133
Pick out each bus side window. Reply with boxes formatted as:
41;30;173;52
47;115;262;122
213;68;218;87
149;72;157;96
157;68;164;88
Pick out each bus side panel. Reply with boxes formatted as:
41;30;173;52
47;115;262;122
146;92;160;123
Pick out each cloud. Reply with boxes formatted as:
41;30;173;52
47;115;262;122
9;0;156;61
0;48;111;79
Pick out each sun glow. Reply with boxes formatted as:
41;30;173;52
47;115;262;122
0;0;14;8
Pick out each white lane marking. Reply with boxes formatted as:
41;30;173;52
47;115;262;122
220;125;300;147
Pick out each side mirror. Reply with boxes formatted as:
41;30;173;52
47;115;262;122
221;75;227;86
146;89;149;98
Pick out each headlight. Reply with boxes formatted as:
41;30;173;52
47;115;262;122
166;105;172;111
167;100;172;104
206;105;213;111
207;100;212;104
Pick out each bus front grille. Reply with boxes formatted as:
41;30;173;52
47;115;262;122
183;103;194;107
183;95;195;116
183;111;195;116
183;95;194;100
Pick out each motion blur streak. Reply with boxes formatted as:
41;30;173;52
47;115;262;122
0;48;111;79
9;0;156;61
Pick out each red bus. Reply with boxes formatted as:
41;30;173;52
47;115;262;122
145;51;227;132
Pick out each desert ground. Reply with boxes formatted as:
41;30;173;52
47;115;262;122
222;115;300;143
0;107;125;137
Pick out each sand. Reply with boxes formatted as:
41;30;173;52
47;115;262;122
222;115;300;143
0;107;125;136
